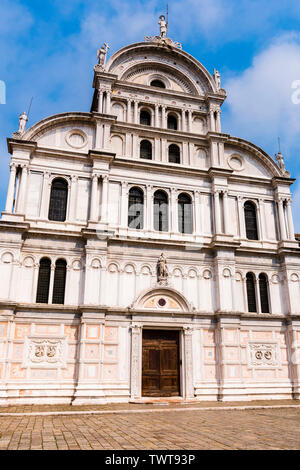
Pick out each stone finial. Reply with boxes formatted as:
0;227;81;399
157;253;168;284
213;68;221;91
275;152;290;177
12;111;28;138
96;43;110;69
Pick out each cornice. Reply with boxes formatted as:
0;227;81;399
7;138;37;155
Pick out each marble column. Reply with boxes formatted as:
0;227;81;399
127;99;132;123
213;190;222;234
105;91;111;114
183;326;194;398
120;181;128;228
101;175;109;223
170;187;178;234
40;171;51;219
258;198;266;241
286;199;295;240
161;106;166;129
188;110;193;133
69;175;78;222
155;104;159;127
146;185;153;231
209;109;215;132
277;198;287;240
89;174;99;222
181;109;186;131
255;275;261;313
223;190;230;235
98;90;103;113
17;165;29;214
133;100;138;124
5;163;17;213
237;196;246;239
130;324;142;400
194;191;202;236
216;110;221;133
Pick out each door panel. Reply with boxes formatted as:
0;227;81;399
142;330;180;397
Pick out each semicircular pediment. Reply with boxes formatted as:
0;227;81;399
107;43;217;96
130;286;194;313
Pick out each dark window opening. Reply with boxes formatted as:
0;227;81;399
244;201;258;240
140;110;151;126
150;80;165;88
246;272;257;312
140;140;152;160
259;273;270;313
52;259;67;304
154;190;168;232
169;144;180;164
48;178;68;222
36;258;51;303
167;115;178;130
178;193;193;234
128;187;144;230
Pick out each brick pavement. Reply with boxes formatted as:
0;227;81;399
0;401;299;450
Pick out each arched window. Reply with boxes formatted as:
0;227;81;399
154;190;169;232
259;273;270;313
48;178;68;222
52;259;67;304
140;110;151;126
169;144;180;164
140;140;152;160
150;80;165;88
36;258;51;303
167;115;178;130
246;272;257;312
128;187;144;230
244;201;258;240
178;193;193;234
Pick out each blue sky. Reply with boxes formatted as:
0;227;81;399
1;0;300;229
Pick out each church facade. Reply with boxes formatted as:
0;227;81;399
0;20;300;405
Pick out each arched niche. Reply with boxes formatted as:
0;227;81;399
130;286;194;312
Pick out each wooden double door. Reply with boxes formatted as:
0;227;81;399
142;330;180;397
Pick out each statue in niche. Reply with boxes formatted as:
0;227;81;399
213;69;221;91
158;15;167;38
157;253;168;283
97;43;110;68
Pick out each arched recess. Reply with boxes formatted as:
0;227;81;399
130;286;194;312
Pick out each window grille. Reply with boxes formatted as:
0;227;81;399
154;190;168;232
167;115;178;130
52;259;67;304
128;187;144;229
140;140;152;160
48;178;68;222
168;144;180;164
178;193;193;234
36;258;51;303
246;272;257;312
244;201;258;240
140;110;151;126
259;273;270;313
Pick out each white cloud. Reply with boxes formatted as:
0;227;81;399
223;34;300;156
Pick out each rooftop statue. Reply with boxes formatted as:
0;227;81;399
275;151;290;177
158;15;167;38
97;43;110;69
12;111;28;138
213;69;221;91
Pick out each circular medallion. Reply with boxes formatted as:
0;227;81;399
158;298;166;307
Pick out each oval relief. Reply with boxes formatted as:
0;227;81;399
65;129;88;149
203;269;212;279
23;256;34;268
1;252;13;264
228;154;244;172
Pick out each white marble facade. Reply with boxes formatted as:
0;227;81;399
0;24;300;405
